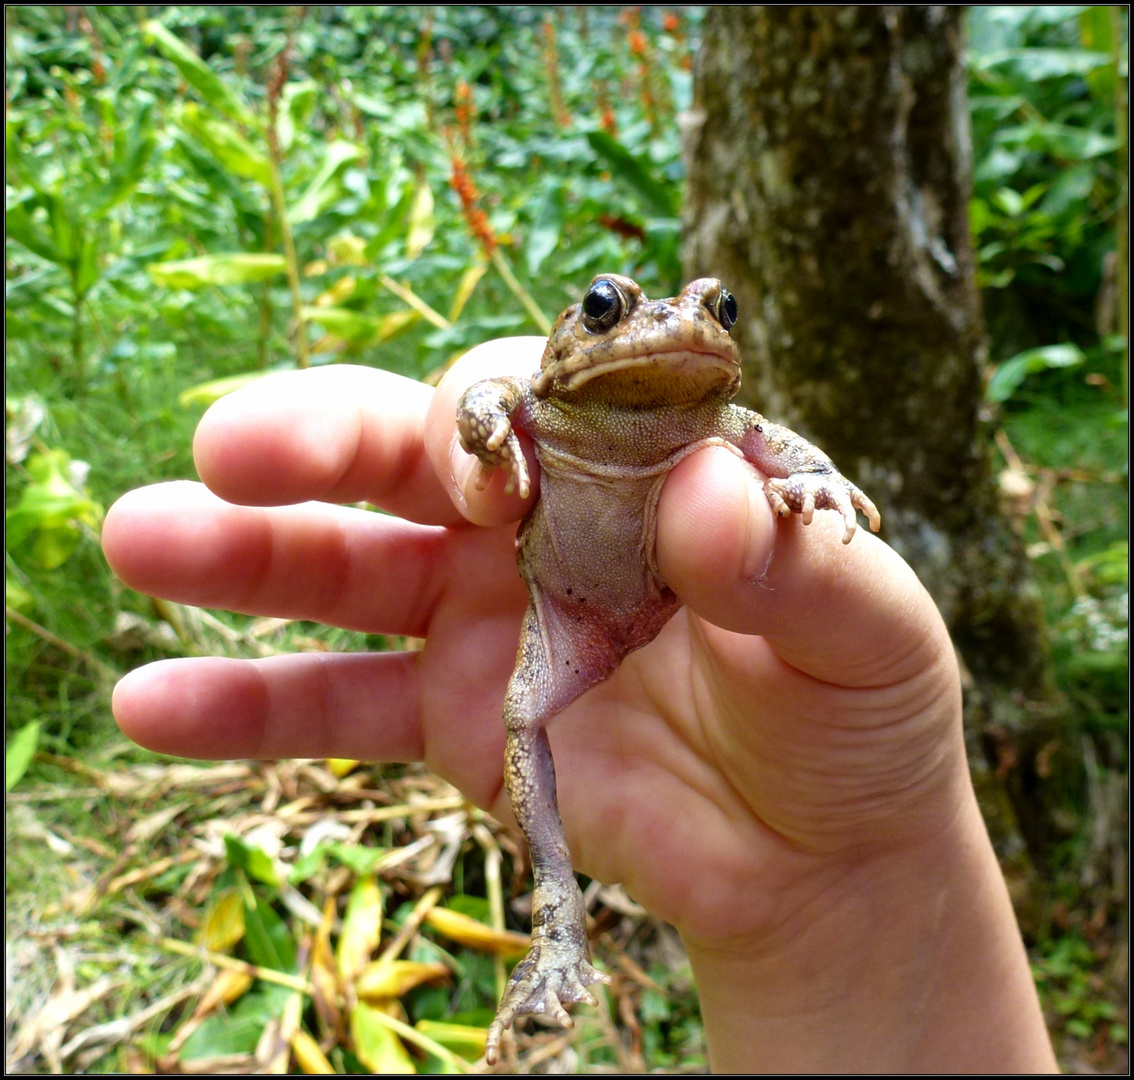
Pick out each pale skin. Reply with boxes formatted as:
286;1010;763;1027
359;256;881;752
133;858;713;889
103;339;1057;1072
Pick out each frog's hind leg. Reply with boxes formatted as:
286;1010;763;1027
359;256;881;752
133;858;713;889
484;601;612;1065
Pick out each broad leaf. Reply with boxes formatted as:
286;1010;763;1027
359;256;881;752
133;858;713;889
177;103;271;186
144;20;252;126
6;722;41;793
586;130;679;217
350;1003;416;1074
148;254;286;289
288;140;365;225
987;344;1086;402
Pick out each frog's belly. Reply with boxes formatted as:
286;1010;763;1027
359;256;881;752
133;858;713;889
517;470;680;676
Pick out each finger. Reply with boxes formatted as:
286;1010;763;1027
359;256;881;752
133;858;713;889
112;653;423;761
112;653;510;807
656;448;952;688
193;365;462;526
103;481;456;635
425;337;546;527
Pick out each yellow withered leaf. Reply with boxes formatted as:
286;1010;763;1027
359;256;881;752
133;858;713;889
326;757;359;778
336;876;383;983
355;959;451;1001
351;1003;416;1074
424;907;529;957
290;1028;334;1074
415;1019;488;1061
198;888;245;952
192;968;253;1019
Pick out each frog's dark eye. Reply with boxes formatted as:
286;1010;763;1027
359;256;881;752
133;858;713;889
581;279;627;333
711;288;738;332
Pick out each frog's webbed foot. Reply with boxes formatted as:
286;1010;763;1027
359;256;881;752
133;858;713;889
764;472;881;544
484;942;609;1065
456;378;531;499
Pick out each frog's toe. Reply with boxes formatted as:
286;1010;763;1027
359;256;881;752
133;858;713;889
764;474;880;544
483;946;607;1065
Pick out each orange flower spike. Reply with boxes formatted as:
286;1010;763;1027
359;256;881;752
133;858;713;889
455;80;472;145
449;156;497;256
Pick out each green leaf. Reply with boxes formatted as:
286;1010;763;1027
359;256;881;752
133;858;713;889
404;180;435;261
525;182;565;276
586;130;679;217
148;253;287;289
75;235;101;298
6;577;35;614
302;305;419;345
5;194;61;263
143;20;252;126
1079;7;1118;101
414;1020;486;1063
326;842;391;876
242;886;297;972
225;834;280;887
277;79;318;153
1076;541;1129;586
350;1003;416;1074
337;876;383;982
996;121;1120;161
177;103;271;186
179;372;271;408
986;344;1087;402
973;48;1112;80
287;845;329;885
6;450;103;569
48;194;80;263
92;126;156;217
6;722;41;793
287;139;365;225
179;984;292;1061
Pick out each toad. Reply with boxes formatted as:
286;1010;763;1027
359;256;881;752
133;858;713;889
456;275;880;1063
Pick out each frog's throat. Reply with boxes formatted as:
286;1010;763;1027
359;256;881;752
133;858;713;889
531;349;740;397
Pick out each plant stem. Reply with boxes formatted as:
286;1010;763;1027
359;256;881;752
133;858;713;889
490;247;552;336
377;273;450;329
6;606;118;683
266;152;309;368
258;281;272;368
71;278;85;394
265;34;309;369
1110;5;1128;409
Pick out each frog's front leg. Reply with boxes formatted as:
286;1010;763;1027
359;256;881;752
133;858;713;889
484;601;611;1066
730;406;881;544
456;377;532;499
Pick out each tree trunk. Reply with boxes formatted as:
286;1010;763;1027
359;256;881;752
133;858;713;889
682;5;1066;893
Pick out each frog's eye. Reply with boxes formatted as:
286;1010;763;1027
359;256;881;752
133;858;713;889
581;278;627;333
711;288;738;332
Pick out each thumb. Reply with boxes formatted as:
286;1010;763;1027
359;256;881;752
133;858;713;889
656;446;951;689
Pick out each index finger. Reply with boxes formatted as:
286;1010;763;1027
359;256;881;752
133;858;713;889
193;365;459;525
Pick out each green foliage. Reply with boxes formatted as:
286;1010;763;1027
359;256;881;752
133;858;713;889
3;5;1127;1071
1032;934;1126;1044
5;721;41;792
968;6;1126;364
985;343;1086;402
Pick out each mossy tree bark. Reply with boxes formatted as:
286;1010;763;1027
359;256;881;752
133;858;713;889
683;6;1067;887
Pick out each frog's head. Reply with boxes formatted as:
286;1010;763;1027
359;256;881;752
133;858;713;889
532;275;742;405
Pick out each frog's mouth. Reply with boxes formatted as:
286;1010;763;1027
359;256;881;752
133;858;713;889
537;347;741;399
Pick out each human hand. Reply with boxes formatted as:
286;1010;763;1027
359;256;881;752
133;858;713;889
103;339;1053;1072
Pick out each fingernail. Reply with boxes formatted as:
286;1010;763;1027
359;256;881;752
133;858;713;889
742;471;775;583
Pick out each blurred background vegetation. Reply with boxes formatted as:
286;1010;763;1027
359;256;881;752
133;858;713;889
5;5;1127;1073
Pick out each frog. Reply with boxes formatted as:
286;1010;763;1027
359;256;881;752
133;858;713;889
456;274;881;1064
